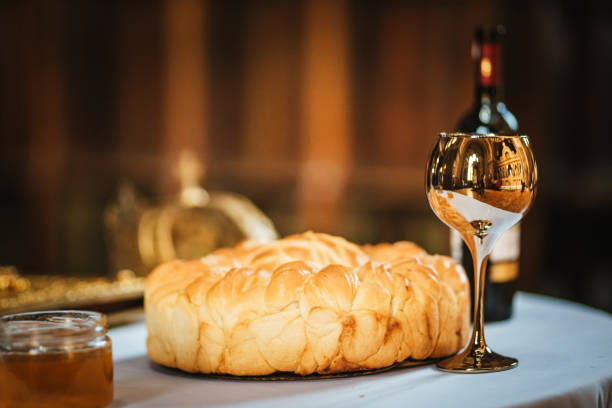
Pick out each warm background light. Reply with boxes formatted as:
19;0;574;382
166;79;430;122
0;0;610;315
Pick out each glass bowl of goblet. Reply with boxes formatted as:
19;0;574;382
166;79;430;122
425;132;537;373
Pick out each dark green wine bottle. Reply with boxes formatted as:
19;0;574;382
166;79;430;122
453;24;521;322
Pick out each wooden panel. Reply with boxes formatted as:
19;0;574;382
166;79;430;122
243;1;300;163
22;1;69;273
374;3;426;167
161;0;207;192
298;0;351;234
206;2;246;163
116;2;163;174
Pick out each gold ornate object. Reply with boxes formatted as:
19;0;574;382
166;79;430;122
426;133;537;373
104;151;278;277
0;268;144;317
0;266;30;293
2;152;277;318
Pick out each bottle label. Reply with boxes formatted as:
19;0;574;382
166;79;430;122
450;229;463;263
479;43;501;87
490;223;520;263
490;261;519;283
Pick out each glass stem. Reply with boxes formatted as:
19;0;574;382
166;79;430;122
470;249;489;355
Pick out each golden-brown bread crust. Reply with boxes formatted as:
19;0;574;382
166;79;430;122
145;231;470;376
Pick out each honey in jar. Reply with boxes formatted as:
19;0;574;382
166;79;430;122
0;310;113;408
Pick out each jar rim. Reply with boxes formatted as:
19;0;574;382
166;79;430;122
0;310;107;353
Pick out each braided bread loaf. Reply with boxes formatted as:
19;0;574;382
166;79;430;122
145;231;470;376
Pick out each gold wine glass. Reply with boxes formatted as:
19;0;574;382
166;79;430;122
426;132;537;373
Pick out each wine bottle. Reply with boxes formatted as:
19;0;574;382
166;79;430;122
452;24;521;322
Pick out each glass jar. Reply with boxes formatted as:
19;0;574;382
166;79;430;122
0;310;113;408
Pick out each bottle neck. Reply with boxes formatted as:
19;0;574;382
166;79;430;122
474;41;503;103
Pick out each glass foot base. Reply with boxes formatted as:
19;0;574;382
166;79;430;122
436;346;518;373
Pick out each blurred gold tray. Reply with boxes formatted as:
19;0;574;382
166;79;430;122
0;267;144;317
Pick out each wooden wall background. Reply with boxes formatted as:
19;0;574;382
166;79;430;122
1;0;611;313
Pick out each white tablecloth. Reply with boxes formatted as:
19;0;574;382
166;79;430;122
109;292;612;408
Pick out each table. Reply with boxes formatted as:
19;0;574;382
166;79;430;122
109;292;612;407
